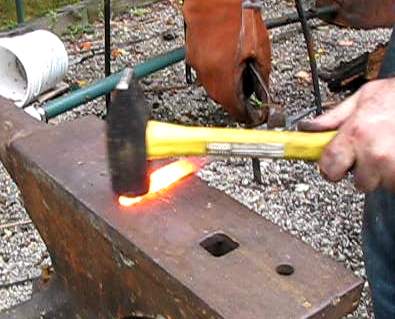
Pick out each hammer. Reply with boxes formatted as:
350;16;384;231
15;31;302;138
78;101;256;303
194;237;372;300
107;69;336;197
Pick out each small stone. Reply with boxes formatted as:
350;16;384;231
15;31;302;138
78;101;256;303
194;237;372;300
241;178;249;186
0;194;6;206
295;184;310;193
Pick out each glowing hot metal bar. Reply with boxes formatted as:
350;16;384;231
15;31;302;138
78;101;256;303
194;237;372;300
119;159;198;207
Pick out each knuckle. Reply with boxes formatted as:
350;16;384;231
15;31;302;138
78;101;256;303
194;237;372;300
321;142;342;164
360;80;379;94
323;145;337;159
320;155;342;182
368;143;392;164
358;85;380;106
349;122;366;140
318;165;334;182
371;150;388;163
321;146;339;167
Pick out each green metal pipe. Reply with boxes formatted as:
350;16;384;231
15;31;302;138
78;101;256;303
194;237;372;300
43;47;186;120
15;0;25;24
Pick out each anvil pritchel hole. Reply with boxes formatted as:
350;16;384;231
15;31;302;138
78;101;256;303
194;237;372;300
276;263;295;276
200;233;239;257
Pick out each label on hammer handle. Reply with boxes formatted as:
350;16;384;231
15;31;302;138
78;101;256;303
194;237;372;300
207;143;285;158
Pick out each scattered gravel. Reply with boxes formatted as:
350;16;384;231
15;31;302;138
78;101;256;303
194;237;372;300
0;0;392;317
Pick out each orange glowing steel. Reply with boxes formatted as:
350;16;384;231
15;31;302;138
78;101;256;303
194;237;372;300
119;159;198;207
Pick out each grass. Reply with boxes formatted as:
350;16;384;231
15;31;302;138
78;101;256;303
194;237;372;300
0;0;79;28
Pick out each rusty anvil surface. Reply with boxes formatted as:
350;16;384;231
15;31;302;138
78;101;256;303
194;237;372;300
0;98;362;319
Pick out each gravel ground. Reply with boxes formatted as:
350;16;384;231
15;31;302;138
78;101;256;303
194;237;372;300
0;0;392;317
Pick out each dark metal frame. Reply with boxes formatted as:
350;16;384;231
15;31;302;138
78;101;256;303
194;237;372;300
294;0;323;116
104;0;112;109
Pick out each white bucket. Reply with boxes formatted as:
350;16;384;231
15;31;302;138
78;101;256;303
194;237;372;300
0;30;68;107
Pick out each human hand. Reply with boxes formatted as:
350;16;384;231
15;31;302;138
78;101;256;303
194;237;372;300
299;78;395;192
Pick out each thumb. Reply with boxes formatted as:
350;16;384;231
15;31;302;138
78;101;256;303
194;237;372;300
298;92;360;132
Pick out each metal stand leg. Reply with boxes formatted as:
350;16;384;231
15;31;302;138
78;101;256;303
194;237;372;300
104;0;112;110
252;158;263;184
183;20;193;84
294;0;323;116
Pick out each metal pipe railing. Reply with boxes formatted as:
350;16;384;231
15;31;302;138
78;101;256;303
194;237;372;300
266;5;337;29
15;0;25;24
41;47;186;120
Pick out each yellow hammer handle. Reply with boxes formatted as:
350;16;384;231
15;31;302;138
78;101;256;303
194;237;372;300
146;121;337;161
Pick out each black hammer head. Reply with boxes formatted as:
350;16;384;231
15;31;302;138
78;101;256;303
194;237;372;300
106;69;151;197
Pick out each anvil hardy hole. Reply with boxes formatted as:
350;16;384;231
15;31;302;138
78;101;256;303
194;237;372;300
200;233;239;257
276;263;295;276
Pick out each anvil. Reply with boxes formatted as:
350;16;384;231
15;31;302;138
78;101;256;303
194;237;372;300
0;98;362;319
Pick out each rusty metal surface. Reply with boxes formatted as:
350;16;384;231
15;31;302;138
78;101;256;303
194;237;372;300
319;44;388;92
0;98;44;175
316;0;395;29
0;98;363;318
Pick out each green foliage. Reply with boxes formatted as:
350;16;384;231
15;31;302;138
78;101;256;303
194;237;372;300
46;9;58;29
0;0;79;28
250;94;264;109
2;19;18;30
64;23;94;39
130;7;150;17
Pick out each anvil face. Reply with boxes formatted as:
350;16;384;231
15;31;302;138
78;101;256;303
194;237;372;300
0;99;362;319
